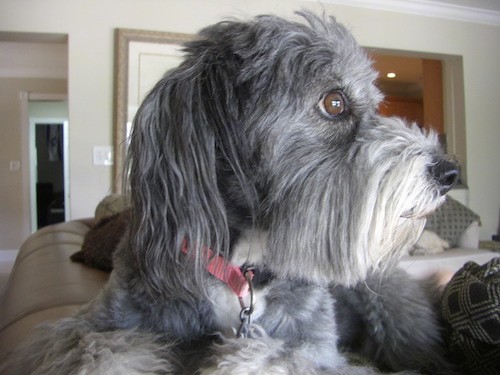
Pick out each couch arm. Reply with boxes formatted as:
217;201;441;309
0;219;110;353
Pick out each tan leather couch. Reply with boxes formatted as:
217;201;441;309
0;219;109;357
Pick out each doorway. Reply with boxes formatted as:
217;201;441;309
367;50;467;187
0;31;68;244
29;117;70;231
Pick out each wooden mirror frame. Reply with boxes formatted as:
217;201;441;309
112;28;192;193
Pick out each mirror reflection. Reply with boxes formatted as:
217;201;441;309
368;50;466;186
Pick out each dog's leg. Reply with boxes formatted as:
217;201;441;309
200;325;390;375
200;280;386;374
332;269;456;374
0;317;183;375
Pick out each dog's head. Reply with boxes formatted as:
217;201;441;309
127;12;458;296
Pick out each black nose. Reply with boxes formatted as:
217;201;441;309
429;159;459;195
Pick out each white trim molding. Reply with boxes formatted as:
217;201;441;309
305;0;500;26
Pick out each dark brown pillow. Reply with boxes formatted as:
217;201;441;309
71;210;130;271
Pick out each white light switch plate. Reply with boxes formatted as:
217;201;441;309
93;146;113;166
9;160;21;171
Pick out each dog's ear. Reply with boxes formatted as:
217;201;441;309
126;39;253;298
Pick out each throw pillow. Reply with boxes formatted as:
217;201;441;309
71;210;130;271
441;258;500;375
94;194;130;222
425;196;480;247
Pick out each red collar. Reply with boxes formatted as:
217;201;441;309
182;240;253;298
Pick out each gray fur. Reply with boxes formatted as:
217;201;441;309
332;270;455;374
1;12;458;374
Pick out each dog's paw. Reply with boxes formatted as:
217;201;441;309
200;327;289;374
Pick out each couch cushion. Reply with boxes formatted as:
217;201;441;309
0;220;109;354
0;305;82;351
399;248;499;279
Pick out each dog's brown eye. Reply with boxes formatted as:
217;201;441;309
319;90;348;118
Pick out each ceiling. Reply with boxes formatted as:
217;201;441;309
369;53;424;98
371;53;423;83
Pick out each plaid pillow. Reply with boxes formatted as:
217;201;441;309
441;258;500;374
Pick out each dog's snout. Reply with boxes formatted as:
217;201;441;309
429;159;459;195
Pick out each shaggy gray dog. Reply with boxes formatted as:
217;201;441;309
2;12;459;374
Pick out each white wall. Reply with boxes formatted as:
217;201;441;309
0;0;499;241
0;41;67;79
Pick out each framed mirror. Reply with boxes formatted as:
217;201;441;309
112;28;193;193
112;30;467;192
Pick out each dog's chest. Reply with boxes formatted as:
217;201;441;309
209;229;270;336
